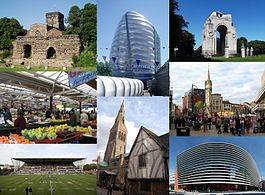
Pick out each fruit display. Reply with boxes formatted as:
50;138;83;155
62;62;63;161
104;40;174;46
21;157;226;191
50;119;69;123
77;126;96;136
0;134;34;144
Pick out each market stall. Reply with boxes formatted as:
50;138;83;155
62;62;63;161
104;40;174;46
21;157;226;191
0;71;97;144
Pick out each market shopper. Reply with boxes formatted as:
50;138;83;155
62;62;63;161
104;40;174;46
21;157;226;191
45;108;52;119
69;109;77;126
14;112;26;135
80;112;89;125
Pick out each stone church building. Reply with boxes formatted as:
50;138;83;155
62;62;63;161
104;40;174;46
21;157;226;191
12;12;81;67
97;102;169;194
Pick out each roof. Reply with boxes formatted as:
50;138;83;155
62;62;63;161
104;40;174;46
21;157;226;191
0;71;96;103
12;157;85;163
128;126;168;158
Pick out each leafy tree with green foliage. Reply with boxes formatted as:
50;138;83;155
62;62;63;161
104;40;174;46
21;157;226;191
169;0;195;60
66;3;96;48
83;163;97;171
66;3;96;68
0;17;26;50
237;37;248;53
97;61;112;76
72;47;96;67
247;40;265;55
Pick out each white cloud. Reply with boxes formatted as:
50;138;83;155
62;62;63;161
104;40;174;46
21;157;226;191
170;62;265;105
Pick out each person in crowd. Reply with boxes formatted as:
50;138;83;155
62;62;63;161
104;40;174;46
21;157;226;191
235;116;241;135
216;116;222;134
54;110;61;120
14;112;26;135
45;108;52;119
202;116;208;132
2;107;12;122
80;112;89;126
69;109;77;126
28;187;32;195
107;183;113;195
245;117;251;134
230;117;236;135
25;186;29;195
223;117;229;133
208;115;212;130
240;117;245;135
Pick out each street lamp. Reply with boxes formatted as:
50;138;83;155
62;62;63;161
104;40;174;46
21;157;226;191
191;84;198;114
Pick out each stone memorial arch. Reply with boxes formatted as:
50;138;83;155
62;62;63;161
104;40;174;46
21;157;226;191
202;11;237;57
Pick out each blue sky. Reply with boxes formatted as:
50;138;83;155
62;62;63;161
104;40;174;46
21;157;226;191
97;97;169;158
177;0;265;48
97;0;169;64
170;62;265;106
0;0;95;30
0;144;97;164
170;137;265;180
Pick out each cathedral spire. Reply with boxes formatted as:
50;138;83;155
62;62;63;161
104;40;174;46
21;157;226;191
208;65;211;81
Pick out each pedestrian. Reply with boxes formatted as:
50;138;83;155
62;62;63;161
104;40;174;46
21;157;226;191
208;115;212;130
25;187;29;195
235;116;240;135
14;112;26;135
107;183;112;195
216;117;222;134
223;117;229;133
28;187;32;195
240;117;245;135
203;116;208;132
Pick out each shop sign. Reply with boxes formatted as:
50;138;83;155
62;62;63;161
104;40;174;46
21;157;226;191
68;71;97;88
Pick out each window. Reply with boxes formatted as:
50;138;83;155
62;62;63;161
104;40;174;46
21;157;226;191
138;153;147;168
140;181;151;192
47;47;56;59
24;45;32;58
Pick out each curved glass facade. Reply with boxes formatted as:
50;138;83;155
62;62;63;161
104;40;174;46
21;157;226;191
109;11;161;81
177;142;260;191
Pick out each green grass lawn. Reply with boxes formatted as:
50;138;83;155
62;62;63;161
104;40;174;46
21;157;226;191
0;63;96;72
213;54;265;61
0;174;96;195
172;54;265;62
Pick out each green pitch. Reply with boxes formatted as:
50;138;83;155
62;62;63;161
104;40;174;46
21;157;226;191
0;174;96;195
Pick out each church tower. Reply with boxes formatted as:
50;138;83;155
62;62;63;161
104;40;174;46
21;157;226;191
205;66;212;114
104;101;127;164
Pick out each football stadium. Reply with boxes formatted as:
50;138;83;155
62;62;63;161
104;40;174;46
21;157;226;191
0;157;96;195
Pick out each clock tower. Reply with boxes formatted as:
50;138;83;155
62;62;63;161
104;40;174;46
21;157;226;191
46;12;64;31
205;66;212;114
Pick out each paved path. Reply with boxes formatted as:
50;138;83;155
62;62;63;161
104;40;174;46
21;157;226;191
97;188;124;195
170;124;265;136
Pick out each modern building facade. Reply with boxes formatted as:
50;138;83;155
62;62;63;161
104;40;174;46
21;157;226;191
182;88;205;113
109;11;161;81
177;142;260;192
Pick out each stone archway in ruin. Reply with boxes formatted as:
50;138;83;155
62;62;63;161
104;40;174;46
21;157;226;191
216;25;227;55
47;47;56;59
202;11;237;57
23;44;32;58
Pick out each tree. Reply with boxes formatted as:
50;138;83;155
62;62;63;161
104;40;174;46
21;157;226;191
66;6;82;35
247;40;265;55
169;0;195;60
66;3;96;48
194;101;204;112
0;17;26;50
66;3;96;67
73;47;96;67
97;61;112;76
237;37;248;53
